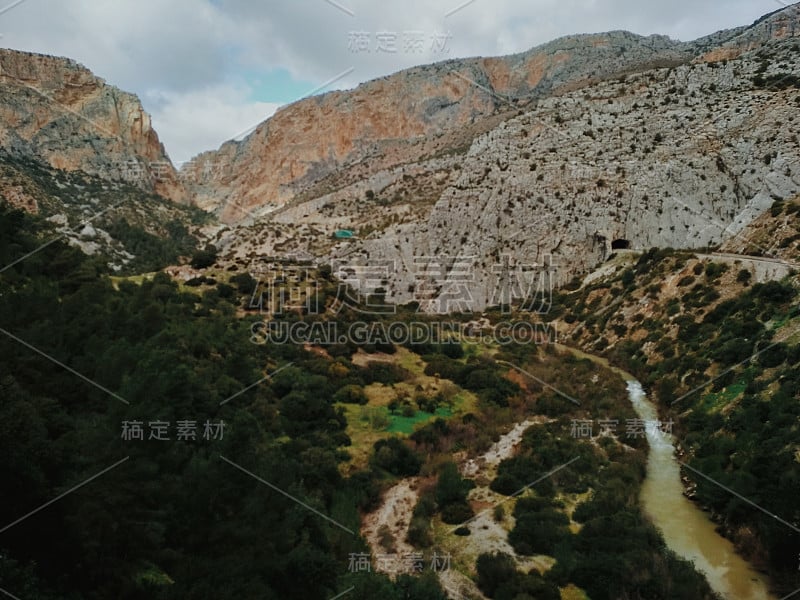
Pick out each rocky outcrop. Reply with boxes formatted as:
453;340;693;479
205;5;800;311
692;3;800;62
0;49;185;203
1;184;37;213
183;6;800;225
343;35;800;308
3;4;798;309
182;31;700;221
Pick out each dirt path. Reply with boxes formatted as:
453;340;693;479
460;419;533;479
695;252;795;283
438;567;488;599
456;418;553;574
361;477;420;575
349;348;398;367
361;418;552;595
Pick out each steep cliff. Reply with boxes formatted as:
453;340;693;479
2;5;798;307
0;49;185;204
181;30;697;221
202;5;800;311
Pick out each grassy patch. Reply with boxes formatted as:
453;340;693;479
560;584;590;600
339;390;473;472
336;403;393;473
109;272;158;288
699;381;746;411
388;406;454;434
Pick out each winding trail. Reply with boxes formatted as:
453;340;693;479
361;477;420;574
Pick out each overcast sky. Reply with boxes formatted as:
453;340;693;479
0;0;785;164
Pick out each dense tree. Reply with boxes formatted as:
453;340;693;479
0;207;442;599
476;552;517;597
333;384;369;405
371;438;422;476
190;244;218;269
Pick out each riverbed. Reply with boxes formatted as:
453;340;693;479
557;344;774;599
627;380;774;600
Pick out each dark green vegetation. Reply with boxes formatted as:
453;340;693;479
434;462;474;525
476;552;560;600
422;353;521;406
559;246;800;595
0;206;448;599
3;194;790;598
0;153;207;273
474;355;718;600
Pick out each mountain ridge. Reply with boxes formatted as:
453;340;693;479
179;4;799;222
1;4;799;308
0;48;186;204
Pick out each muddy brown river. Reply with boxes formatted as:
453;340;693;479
558;345;775;599
627;380;774;600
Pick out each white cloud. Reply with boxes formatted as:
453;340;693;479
2;0;234;92
145;85;280;164
224;0;775;87
0;0;787;160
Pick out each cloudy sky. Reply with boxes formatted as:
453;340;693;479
0;0;784;163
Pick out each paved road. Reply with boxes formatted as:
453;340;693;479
702;251;798;267
695;252;797;283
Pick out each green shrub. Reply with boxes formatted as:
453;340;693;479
476;553;517;597
190;244;218;269
370;438;422;476
333;384;368;405
440;502;474;525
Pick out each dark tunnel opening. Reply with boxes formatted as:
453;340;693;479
611;239;631;250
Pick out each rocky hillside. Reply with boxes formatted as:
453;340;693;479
188;5;799;222
0;49;185;204
1;6;798;307
201;4;800;311
545;204;800;595
181;5;798;220
0;152;204;274
352;35;799;308
182;30;700;220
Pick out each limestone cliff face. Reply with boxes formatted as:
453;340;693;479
186;5;800;227
205;4;800;312
693;3;800;62
349;48;800;309
0;49;185;203
4;5;796;312
182;31;695;222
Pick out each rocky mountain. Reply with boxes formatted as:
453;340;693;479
183;31;694;220
0;9;798;600
194;4;800;311
0;49;185;204
0;50;205;273
0;151;205;273
1;6;799;308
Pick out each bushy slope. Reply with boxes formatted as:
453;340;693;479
0;153;207;273
554;235;800;595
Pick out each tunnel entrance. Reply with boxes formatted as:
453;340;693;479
611;239;631;250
